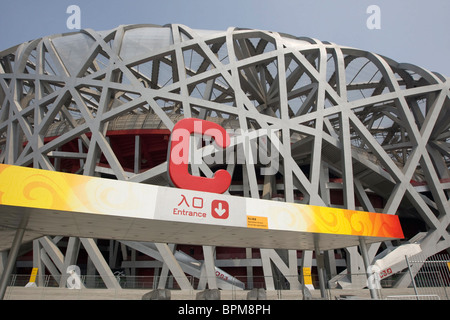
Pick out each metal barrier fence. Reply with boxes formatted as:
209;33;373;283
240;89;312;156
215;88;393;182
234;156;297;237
9;274;173;290
4;272;436;300
8;274;289;291
5;254;450;300
406;253;450;300
385;295;441;300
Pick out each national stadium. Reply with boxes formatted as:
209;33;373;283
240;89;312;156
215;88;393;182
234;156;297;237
0;24;449;300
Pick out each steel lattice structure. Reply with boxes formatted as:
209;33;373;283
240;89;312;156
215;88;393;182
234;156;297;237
0;24;449;290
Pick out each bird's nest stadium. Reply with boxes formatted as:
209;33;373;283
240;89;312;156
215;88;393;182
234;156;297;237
0;24;449;298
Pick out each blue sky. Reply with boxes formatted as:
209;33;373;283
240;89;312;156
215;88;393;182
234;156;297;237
1;0;449;76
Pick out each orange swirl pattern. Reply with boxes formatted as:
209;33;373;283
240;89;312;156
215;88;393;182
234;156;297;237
0;164;157;219
0;164;86;212
247;200;404;239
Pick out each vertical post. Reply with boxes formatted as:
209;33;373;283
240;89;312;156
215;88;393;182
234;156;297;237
245;248;253;289
134;135;141;174
314;243;328;299
80;238;122;290
202;246;217;289
154;243;192;290
60;237;80;288
359;237;379;300
0;215;29;300
405;255;419;298
32;240;44;287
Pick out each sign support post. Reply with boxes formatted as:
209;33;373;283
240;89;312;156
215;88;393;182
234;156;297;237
359;237;379;300
0;214;29;300
315;242;328;299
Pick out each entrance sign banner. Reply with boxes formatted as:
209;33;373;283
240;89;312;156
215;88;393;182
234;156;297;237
0;164;404;250
155;187;246;227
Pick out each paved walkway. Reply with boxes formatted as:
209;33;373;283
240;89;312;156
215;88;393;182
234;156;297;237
3;286;431;300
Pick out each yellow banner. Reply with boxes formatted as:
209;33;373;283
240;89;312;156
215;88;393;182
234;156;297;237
303;267;312;285
246;197;404;239
247;215;268;229
29;268;38;283
0;164;158;219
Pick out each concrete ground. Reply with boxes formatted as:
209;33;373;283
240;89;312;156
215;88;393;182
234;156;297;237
4;286;442;300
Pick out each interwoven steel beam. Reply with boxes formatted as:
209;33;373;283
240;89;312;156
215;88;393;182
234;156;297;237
0;24;449;288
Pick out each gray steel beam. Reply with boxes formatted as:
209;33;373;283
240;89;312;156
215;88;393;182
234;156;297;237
0;214;28;300
359;237;379;300
80;238;121;290
0;24;448;291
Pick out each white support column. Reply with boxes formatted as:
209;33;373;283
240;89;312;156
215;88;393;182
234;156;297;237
39;246;62;284
80;238;121;290
345;246;365;287
246;248;254;289
260;248;301;290
158;243;176;289
39;236;64;272
315;242;328;299
108;240;117;268
32;240;44;287
340;109;355;211
359;237;379;300
119;241;197;290
36;236;65;286
60;237;81;288
0;214;28;300
154;243;192;290
260;249;275;290
202;246;217;289
288;250;301;290
324;250;337;281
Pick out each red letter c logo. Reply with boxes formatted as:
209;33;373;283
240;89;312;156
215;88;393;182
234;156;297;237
168;118;231;194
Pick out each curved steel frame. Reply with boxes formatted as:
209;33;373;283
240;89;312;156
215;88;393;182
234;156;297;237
0;24;449;290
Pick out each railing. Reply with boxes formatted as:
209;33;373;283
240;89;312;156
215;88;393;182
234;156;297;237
406;253;450;300
9;274;168;290
385;295;440;300
9;274;286;291
5;254;450;300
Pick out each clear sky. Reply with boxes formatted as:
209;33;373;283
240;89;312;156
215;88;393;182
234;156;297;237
1;0;449;76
